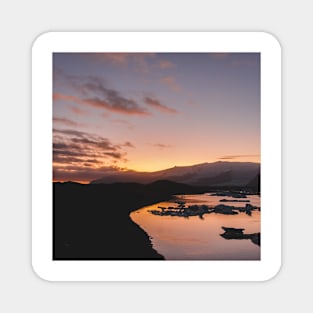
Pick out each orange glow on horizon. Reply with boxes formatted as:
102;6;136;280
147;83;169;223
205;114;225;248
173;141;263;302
127;156;260;173
53;157;260;183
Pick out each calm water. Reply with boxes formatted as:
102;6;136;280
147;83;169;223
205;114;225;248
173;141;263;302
130;193;260;260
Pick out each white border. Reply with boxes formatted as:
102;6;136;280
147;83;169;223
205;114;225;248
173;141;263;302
32;32;281;281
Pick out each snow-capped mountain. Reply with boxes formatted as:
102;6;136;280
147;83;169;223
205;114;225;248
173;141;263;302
91;161;260;187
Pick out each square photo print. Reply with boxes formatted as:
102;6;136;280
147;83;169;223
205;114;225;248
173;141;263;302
53;52;261;261
32;32;281;281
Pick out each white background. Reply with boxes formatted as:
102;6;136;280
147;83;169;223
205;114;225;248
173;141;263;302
0;0;310;312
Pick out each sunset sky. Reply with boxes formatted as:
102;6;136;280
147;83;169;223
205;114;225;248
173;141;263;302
53;53;260;183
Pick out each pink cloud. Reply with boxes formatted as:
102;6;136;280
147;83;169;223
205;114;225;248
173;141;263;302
209;53;230;60
53;92;150;116
83;97;150;116
53;117;83;127
95;53;130;65
157;60;176;69
160;76;181;92
53;93;78;102
70;106;87;115
89;53;156;67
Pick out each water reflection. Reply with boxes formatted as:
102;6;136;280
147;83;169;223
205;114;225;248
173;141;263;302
130;193;260;260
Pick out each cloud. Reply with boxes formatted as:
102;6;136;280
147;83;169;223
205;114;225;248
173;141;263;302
209;53;230;60
54;73;183;118
71;137;116;150
53;165;122;183
160;76;181;92
53;155;87;164
94;53;130;65
70;106;87;115
123;141;135;148
103;151;124;159
92;53;185;74
53;117;83;127
53;93;76;102
54;129;119;153
53;76;150;116
85;159;102;164
83;97;149;116
151;143;173;149
92;53;155;65
219;154;259;160
53;128;87;137
53;129;134;177
82;53;156;73
144;97;177;114
157;60;176;69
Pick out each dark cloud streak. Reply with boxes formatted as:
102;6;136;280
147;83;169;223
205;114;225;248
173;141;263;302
144;97;177;114
53;165;121;183
219;154;259;160
53;129;134;182
150;143;173;149
54;75;150;116
53;117;82;127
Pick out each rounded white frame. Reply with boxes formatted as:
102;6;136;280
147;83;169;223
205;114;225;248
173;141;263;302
32;32;281;281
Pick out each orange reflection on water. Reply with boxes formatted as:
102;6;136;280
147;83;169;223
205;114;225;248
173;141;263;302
130;194;260;260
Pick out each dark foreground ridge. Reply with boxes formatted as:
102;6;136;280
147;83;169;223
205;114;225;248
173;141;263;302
53;180;206;260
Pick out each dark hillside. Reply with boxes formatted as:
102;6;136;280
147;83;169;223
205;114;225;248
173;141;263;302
53;181;206;260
